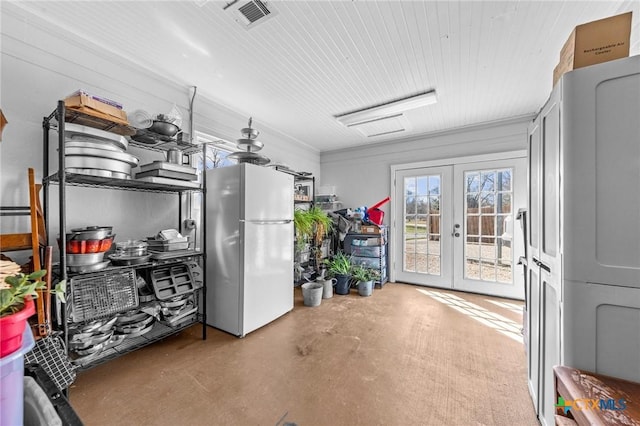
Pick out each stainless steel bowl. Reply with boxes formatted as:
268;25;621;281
67;252;106;266
115;240;148;257
240;127;259;139
148;120;179;137
68;261;110;273
69;226;113;241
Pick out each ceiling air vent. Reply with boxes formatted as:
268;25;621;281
224;0;278;29
349;114;412;138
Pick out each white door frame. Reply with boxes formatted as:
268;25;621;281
390;150;527;285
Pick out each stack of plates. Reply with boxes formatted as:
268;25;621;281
63;123;138;179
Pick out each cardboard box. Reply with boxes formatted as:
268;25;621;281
64;91;128;124
554;11;632;86
361;225;382;234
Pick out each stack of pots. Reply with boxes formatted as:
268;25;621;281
63;226;114;273
108;240;150;266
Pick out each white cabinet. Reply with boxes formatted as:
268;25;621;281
526;55;640;426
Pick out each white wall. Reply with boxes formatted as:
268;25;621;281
0;5;319;261
320;117;531;216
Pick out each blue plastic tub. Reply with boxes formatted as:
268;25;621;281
1;327;35;426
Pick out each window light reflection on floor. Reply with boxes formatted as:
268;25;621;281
417;289;523;342
484;299;523;314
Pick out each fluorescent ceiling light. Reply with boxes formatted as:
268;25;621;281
336;90;437;127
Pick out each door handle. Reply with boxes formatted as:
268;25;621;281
452;223;460;237
532;257;551;273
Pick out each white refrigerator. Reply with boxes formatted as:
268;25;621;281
205;163;294;337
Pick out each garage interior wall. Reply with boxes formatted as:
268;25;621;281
0;6;320;262
320;117;530;216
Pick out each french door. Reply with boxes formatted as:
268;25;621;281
393;156;526;299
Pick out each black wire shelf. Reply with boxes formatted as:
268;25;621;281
45;172;202;194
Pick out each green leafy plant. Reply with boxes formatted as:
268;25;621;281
351;265;380;282
1;270;66;318
323;252;352;277
307;206;333;243
294;209;315;241
295;207;333;240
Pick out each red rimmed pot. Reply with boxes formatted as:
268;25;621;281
0;297;35;358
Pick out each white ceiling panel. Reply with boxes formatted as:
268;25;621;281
4;0;639;152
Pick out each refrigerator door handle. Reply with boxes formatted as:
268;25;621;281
240;219;293;224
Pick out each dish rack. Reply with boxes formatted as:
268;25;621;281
69;269;139;323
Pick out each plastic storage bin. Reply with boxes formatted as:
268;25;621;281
351;255;385;269
23;363;84;425
1;327;35;426
350;246;385;257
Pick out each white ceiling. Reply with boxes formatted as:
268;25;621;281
8;1;640;152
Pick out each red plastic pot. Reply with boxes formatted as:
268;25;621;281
0;297;35;358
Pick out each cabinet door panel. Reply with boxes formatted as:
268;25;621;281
562;56;640;288
528;119;541;260
541;100;559;261
527;266;541;414
539;271;560;426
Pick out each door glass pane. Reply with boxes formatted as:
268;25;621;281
417;196;429;214
416;215;428;236
464;168;514;283
466;172;480;192
428;255;441;275
404;174;441;276
416;177;429;195
416;253;429;273
429;176;440;194
404;238;416;272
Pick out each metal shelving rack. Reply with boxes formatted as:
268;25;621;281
343;226;389;288
42;100;207;372
273;169;320;284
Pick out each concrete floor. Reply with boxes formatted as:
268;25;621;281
69;283;539;425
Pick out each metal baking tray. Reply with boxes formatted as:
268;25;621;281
149;249;199;260
139;161;196;174
134;176;201;189
150;264;195;300
63;122;129;150
67;168;130;179
66;146;139;166
135;169;197;181
65;156;133;174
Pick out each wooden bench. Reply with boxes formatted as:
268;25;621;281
554;365;640;426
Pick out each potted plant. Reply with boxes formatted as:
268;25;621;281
324;252;352;295
294;209;314;247
351;265;379;297
294;207;333;273
0;269;66;358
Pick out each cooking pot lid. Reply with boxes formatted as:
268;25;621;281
71;226;113;233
